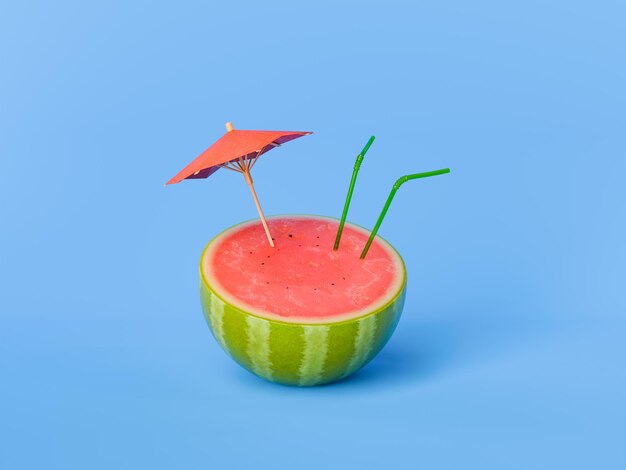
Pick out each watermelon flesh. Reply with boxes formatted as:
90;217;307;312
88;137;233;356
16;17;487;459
202;215;405;323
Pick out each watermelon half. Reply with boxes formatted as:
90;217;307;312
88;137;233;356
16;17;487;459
200;215;407;386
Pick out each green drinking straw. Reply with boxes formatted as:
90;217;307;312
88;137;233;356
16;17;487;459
333;136;376;250
360;168;451;259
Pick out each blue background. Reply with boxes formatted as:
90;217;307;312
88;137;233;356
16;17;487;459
1;1;625;468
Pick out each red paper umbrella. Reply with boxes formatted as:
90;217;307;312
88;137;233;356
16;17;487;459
166;122;312;246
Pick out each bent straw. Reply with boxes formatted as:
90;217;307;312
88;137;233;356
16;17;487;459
333;136;376;250
360;168;451;259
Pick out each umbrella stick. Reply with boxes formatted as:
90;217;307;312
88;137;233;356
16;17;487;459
333;136;376;250
360;168;450;259
243;170;275;248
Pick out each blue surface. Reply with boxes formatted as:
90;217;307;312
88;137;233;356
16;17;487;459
1;1;625;468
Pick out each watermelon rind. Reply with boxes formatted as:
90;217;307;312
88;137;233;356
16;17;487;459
199;215;407;386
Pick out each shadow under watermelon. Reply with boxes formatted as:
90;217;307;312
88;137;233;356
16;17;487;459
339;304;556;388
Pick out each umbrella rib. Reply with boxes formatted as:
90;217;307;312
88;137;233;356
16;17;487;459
248;149;263;170
236;157;247;173
248;156;258;170
219;162;243;173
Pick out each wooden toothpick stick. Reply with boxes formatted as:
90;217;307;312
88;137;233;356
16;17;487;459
243;169;274;247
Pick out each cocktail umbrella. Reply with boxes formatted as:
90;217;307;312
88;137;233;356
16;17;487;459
166;122;311;247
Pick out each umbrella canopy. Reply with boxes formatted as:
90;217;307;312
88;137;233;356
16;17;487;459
166;126;311;185
166;122;312;247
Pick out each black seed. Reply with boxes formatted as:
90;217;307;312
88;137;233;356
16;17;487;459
316;236;320;239
249;251;253;254
315;244;319;247
261;262;265;265
288;234;293;238
331;283;335;286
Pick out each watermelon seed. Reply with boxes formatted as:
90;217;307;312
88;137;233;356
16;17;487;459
261;262;265;265
249;251;253;254
288;234;293;238
331;283;335;285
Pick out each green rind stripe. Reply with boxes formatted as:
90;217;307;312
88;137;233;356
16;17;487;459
200;284;228;352
369;288;405;358
245;315;273;380
343;314;378;379
320;321;358;383
210;292;229;352
267;324;305;385
298;326;330;386
219;297;253;372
